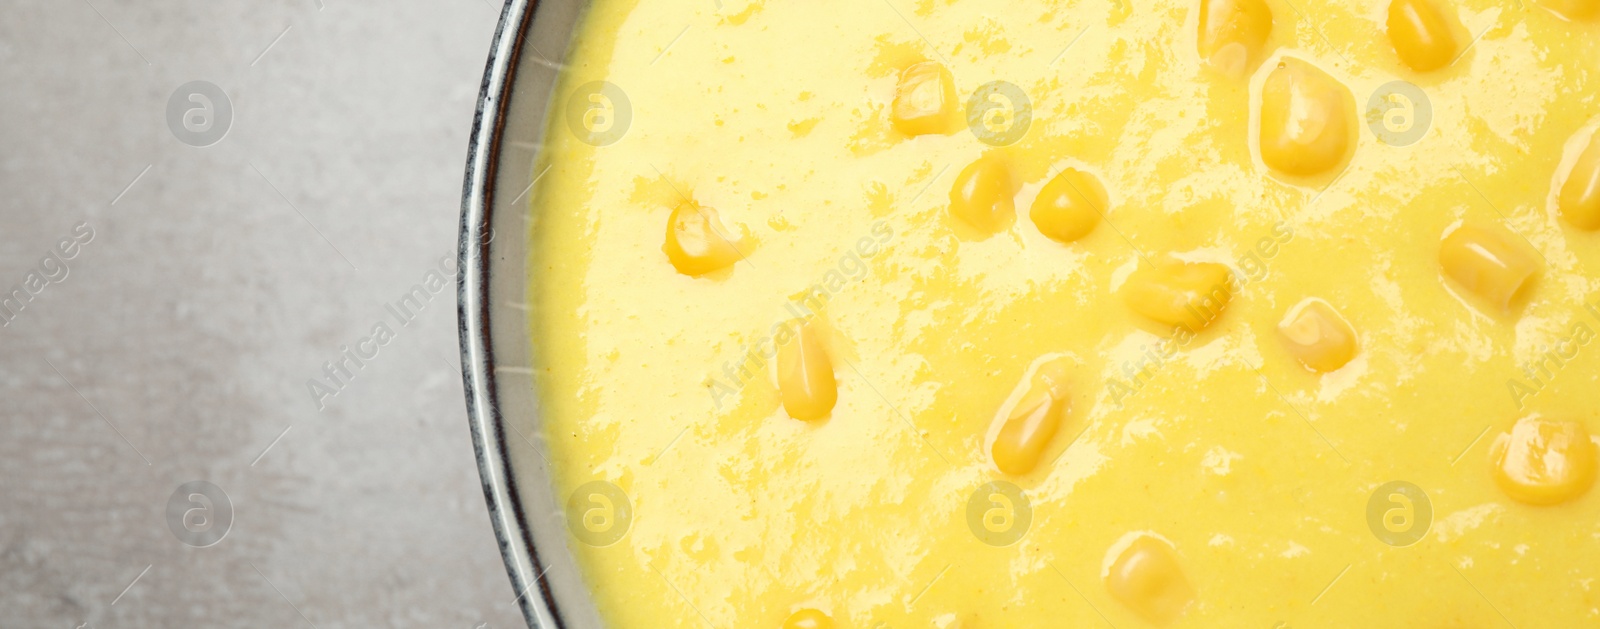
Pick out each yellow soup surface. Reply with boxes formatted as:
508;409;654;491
526;0;1600;626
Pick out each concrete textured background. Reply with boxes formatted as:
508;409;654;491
0;1;527;627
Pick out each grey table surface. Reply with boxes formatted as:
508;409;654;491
1;1;529;627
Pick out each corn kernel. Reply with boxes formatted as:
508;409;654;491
891;61;957;137
1121;259;1234;330
663;202;745;276
1030;168;1105;244
1490;416;1598;506
1196;0;1274;78
778;320;837;422
1387;0;1460;72
1105;535;1195;626
1257;58;1355;178
1277;298;1358;373
782;609;834;629
1439;223;1539;314
1541;0;1600;20
991;357;1072;476
1559;132;1600;231
949;153;1016;235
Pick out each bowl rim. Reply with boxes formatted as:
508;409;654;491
457;1;558;627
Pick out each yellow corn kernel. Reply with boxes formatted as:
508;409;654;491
1257;58;1355;178
1030;168;1105;244
1490;416;1598;506
1387;0;1460;72
1541;0;1600;21
949;153;1015;235
991;357;1072;476
1105;535;1195;626
1439;223;1540;314
663;202;744;276
1277;298;1358;373
782;609;834;629
891;61;957;137
1196;0;1274;78
1559;132;1600;230
1121;259;1233;330
777;320;837;422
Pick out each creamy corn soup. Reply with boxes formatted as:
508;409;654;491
524;0;1600;626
